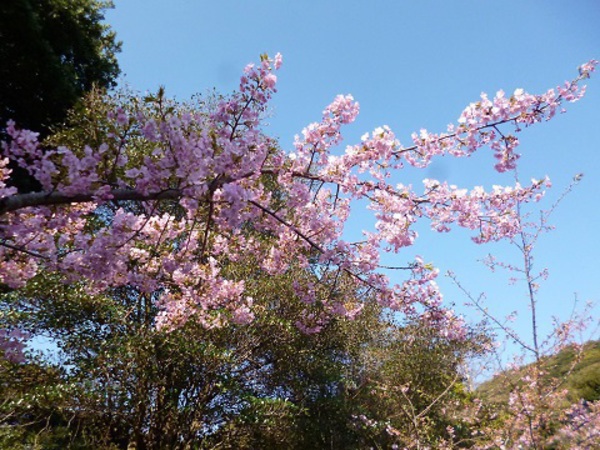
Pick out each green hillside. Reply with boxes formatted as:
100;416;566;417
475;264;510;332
477;340;600;404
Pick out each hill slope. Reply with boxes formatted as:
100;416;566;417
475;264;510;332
477;340;600;404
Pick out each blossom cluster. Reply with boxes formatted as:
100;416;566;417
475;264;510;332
0;54;596;334
461;363;600;450
0;328;29;364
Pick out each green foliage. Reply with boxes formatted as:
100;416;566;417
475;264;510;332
2;272;480;448
551;341;600;402
477;340;600;404
0;0;120;134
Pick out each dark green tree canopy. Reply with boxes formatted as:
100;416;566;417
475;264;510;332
0;0;120;135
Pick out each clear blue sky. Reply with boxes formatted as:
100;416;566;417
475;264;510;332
106;1;600;359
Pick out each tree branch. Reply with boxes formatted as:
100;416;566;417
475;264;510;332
0;188;183;215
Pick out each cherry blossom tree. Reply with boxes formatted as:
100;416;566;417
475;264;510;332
446;174;600;449
1;54;595;339
1;53;598;448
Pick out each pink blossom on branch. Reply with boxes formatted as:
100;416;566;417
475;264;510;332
0;328;29;364
0;54;595;332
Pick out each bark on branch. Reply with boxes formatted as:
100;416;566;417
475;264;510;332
0;188;182;215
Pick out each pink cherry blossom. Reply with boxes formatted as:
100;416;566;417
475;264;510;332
0;55;595;335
